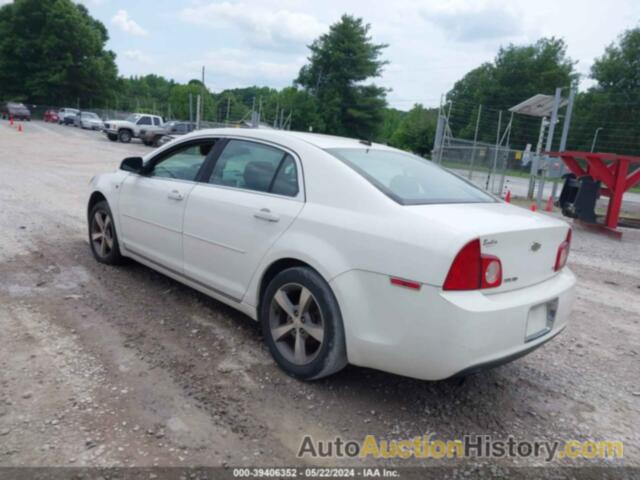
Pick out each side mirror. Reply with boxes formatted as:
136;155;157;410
120;157;143;173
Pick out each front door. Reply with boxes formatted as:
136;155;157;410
183;139;304;301
118;140;216;273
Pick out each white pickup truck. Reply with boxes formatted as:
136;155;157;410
103;113;164;143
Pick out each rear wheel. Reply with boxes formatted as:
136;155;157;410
88;201;124;265
260;267;347;380
118;129;132;143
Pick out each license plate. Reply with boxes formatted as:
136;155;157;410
525;299;558;342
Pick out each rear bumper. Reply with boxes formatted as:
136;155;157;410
451;325;565;377
330;268;576;380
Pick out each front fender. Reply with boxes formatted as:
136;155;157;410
88;172;129;244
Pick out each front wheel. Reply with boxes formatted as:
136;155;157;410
260;267;347;380
118;130;132;143
88;201;124;265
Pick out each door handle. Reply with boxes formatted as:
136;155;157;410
254;208;280;222
168;190;184;201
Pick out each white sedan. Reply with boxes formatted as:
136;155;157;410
87;129;575;381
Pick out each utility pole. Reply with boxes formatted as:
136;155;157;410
251;97;257;127
196;95;201;130
225;95;231;125
201;66;206;123
189;94;193;124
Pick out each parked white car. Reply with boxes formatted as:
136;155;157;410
58;107;79;125
87;129;575;381
103;113;163;143
74;111;104;130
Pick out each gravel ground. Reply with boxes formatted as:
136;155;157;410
0;120;638;475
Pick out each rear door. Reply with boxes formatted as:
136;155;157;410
118;139;218;273
183;138;304;301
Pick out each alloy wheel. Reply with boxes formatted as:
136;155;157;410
90;210;114;258
269;283;325;365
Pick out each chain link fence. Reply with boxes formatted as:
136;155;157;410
432;138;524;196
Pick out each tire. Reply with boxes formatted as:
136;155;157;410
88;200;125;265
107;133;118;142
118;129;132;143
142;139;152;146
260;267;347;380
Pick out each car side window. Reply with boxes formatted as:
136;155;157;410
153;117;161;126
271;155;299;197
148;141;215;181
208;140;298;196
138;116;152;126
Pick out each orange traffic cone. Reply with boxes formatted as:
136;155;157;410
504;190;512;203
530;203;537;212
17;124;23;133
545;195;554;212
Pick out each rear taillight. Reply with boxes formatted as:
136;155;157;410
443;239;502;291
554;228;572;272
481;255;502;288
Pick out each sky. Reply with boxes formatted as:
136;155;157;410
35;1;640;109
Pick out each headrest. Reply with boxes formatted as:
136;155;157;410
244;161;276;192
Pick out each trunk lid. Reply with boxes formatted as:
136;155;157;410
406;202;570;292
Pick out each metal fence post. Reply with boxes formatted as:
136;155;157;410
537;87;562;208
498;111;514;195
486;110;502;191
551;86;576;200
468;105;482;180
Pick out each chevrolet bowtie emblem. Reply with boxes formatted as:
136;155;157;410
531;242;541;252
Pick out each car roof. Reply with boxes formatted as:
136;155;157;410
189;128;394;151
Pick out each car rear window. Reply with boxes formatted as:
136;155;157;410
326;148;496;205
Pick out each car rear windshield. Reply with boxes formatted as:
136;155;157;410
326;148;496;205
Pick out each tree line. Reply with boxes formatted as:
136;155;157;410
1;0;639;155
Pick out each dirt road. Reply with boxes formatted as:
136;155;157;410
0;120;638;474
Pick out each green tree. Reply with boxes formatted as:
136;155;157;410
378;108;406;144
388;104;437;155
569;28;640;154
449;38;576;110
0;0;118;105
167;82;215;121
447;38;577;148
296;14;388;138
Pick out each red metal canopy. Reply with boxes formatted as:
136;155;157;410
547;151;640;233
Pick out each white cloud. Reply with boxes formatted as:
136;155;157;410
421;0;524;42
77;0;108;5
184;48;303;91
111;9;148;36
122;50;153;64
180;2;325;48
